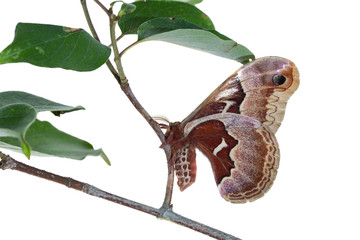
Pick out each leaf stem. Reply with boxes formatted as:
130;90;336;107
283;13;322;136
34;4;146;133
0;152;241;240
116;33;125;43
119;40;140;57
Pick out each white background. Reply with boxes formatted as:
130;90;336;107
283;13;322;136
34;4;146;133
1;1;359;240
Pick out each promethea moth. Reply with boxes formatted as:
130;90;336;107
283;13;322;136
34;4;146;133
164;56;299;203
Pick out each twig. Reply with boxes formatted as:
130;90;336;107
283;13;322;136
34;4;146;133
106;8;175;208
82;0;175;208
80;0;101;41
0;152;241;240
80;0;119;81
93;0;111;16
109;13;127;84
74;1;235;239
118;83;175;209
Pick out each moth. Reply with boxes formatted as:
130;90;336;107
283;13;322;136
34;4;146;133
164;56;299;203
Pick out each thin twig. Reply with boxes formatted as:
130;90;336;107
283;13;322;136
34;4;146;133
121;83;174;208
107;11;170;154
0;152;241;240
160;156;175;209
109;14;127;83
83;0;175;207
81;0;101;41
81;0;119;81
93;0;111;16
121;84;168;146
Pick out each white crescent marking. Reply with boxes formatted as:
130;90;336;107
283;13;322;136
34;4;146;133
213;137;228;156
221;100;236;113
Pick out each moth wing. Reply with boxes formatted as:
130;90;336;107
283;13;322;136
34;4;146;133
186;113;280;203
181;56;299;134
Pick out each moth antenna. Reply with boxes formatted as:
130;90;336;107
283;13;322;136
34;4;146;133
153;115;171;127
158;123;170;129
153;115;170;123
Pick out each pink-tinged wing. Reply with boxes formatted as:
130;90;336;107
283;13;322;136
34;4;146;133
181;56;299;134
186;113;279;203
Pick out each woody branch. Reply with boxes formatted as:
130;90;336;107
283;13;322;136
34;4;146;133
0;152;240;240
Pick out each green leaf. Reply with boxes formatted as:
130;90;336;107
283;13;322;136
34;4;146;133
0;23;111;71
0;91;84;116
0;104;36;158
110;0;123;7
21;139;32;159
137;18;254;63
135;0;202;4
118;1;213;35
0;91;109;164
118;2;137;18
0;104;36;138
137;18;203;40
0;120;110;165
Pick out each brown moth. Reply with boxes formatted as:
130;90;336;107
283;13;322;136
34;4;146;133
164;56;299;203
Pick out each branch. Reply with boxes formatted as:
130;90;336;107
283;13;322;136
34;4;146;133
106;10;175;208
77;1;226;238
0;152;241;240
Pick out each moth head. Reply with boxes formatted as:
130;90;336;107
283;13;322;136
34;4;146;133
164;121;184;145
